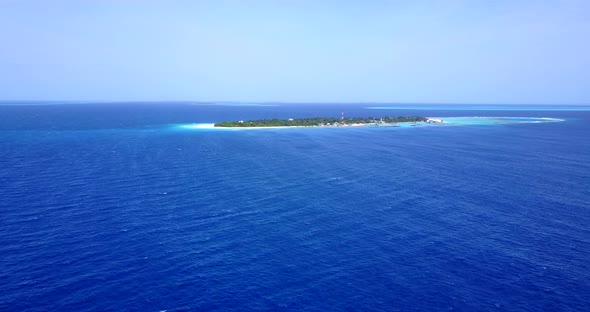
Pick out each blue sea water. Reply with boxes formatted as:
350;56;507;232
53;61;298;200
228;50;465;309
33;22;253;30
1;103;589;311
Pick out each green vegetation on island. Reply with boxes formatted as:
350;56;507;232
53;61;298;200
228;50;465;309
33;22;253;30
214;116;432;127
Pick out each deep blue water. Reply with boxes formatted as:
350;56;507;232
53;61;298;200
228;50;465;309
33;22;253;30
1;103;589;311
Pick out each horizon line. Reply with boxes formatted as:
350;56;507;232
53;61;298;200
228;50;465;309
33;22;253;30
0;100;589;106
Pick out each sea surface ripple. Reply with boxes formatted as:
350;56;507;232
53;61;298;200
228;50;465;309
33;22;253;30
0;103;589;311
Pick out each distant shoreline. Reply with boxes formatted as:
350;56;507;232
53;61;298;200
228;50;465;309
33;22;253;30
177;116;564;131
213;116;442;128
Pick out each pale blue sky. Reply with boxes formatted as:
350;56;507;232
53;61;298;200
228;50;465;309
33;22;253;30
0;0;589;104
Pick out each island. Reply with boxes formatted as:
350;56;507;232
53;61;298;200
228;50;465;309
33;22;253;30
214;116;443;128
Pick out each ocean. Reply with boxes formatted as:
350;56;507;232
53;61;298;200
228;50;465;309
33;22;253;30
1;103;589;311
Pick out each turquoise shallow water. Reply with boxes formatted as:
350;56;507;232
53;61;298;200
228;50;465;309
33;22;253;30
366;105;590;111
431;116;565;126
0;103;589;311
175;117;565;130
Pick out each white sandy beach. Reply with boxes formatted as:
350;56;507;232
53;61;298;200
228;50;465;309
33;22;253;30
178;123;312;130
176;117;563;131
